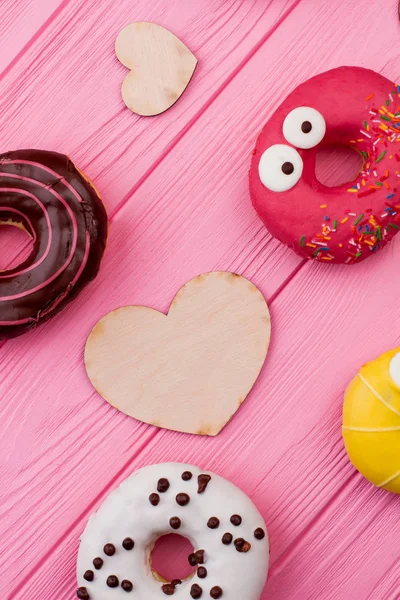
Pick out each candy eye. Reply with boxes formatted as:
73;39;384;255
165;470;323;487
283;107;326;149
258;144;303;192
390;352;400;388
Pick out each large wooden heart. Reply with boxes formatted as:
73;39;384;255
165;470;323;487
85;272;271;435
115;22;198;116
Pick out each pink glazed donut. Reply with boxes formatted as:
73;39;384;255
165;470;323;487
249;67;400;264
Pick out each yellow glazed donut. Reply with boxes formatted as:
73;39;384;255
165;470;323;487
343;348;400;494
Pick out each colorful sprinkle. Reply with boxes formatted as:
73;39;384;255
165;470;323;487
300;91;400;263
376;150;387;163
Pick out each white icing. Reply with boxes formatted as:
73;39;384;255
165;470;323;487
258;144;303;192
77;463;269;600
389;351;400;388
283;107;326;149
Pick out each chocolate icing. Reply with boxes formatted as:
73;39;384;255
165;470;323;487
0;149;108;339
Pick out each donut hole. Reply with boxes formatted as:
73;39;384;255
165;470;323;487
0;222;34;272
315;145;363;188
150;534;196;583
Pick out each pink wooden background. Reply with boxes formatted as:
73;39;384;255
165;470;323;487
1;0;400;598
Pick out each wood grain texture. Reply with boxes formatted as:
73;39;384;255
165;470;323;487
115;22;198;116
0;0;67;74
0;0;298;212
85;272;271;436
1;0;400;599
0;1;300;596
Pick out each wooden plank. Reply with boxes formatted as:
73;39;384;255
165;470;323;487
267;480;400;598
0;0;68;74
0;1;304;594
0;0;299;213
367;555;400;600
0;163;297;597
23;232;400;600
4;0;400;598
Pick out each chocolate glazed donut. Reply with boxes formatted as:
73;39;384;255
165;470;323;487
0;149;108;339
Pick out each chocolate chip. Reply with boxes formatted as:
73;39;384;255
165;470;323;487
103;543;115;556
301;120;312;133
254;527;265;540
281;161;294;175
83;570;94;582
242;541;252;552
210;586;223;598
107;575;119;588
182;471;193;481
157;478;170;493
221;533;233;545
197;474;211;494
197;566;207;579
234;538;251;553
169;516;181;530
171;579;182;586
188;553;197;566
188;549;205;565
207;517;220;529
176;493;190;506
122;537;135;550
190;583;203;598
230;515;242;526
76;588;90;600
93;557;103;570
194;549;205;564
162;583;175;595
121;580;133;592
149;493;160;506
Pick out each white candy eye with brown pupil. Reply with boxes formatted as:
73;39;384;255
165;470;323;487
281;161;294;175
301;121;312;133
258;144;303;192
283;107;326;149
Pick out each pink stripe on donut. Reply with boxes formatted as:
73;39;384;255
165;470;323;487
0;171;77;278
0;232;91;326
0;161;83;280
0;187;52;279
0;316;36;326
2;159;87;204
41;231;91;318
0;232;77;301
0;177;79;296
0;169;79;261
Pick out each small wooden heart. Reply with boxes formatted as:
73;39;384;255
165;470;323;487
85;272;271;436
115;22;198;116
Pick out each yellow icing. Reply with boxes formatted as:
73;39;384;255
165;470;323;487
342;347;400;494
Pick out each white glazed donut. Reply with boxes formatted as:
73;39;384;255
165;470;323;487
76;463;269;600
